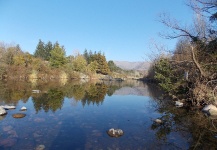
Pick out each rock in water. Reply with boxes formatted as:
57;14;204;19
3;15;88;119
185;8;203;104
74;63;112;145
1;105;16;110
202;104;217;116
154;119;162;124
20;106;27;111
36;144;45;150
107;128;124;138
12;113;26;119
0;106;7;116
175;101;184;107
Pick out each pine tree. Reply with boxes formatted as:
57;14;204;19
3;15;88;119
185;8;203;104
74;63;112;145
49;42;66;68
95;53;110;75
34;39;46;60
44;41;53;61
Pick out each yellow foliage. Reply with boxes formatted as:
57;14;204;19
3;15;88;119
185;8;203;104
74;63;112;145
59;71;68;85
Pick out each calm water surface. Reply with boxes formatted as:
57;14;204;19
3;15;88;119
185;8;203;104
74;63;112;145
0;80;216;150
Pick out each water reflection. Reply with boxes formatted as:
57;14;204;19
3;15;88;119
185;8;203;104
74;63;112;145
151;97;217;149
32;89;64;113
0;80;216;149
0;80;125;112
81;83;108;106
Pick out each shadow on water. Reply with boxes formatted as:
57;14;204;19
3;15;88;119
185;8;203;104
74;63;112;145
0;80;216;149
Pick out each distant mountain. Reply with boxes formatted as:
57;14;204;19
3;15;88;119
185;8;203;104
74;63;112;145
114;61;150;71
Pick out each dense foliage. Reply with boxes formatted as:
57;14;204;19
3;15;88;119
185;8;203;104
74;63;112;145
149;0;217;105
0;40;139;80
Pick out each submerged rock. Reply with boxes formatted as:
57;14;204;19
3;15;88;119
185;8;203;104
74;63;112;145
0;138;17;147
107;128;124;138
12;113;26;119
1;105;16;110
175;101;184;107
202;104;217;116
3;126;13;132
20;106;27;111
36;144;45;150
0;106;7;116
154;119;163;124
0;115;6;120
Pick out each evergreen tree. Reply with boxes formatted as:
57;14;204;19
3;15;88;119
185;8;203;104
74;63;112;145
15;44;22;53
44;41;53;61
34;39;46;60
49;42;66;68
95;53;110;75
108;60;119;72
87;60;98;73
83;49;88;61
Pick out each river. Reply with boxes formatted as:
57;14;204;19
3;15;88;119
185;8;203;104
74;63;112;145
0;80;216;149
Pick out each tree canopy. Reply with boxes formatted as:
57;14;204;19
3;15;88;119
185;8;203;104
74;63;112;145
49;42;67;68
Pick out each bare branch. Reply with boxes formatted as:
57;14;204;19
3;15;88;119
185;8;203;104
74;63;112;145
158;13;198;41
191;45;208;78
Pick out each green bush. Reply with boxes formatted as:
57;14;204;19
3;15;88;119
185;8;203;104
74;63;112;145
154;57;174;92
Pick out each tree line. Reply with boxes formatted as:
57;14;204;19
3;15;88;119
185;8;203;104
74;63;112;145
0;40;126;80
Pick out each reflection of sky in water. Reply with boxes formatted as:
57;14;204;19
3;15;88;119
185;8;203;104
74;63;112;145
0;84;190;149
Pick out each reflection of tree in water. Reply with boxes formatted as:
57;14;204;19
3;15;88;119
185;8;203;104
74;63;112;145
81;83;108;106
67;82;123;106
186;113;217;149
0;80;31;105
151;113;174;141
70;84;86;101
0;79;122;110
1;79;217;148
151;100;217;149
32;88;64;113
144;82;164;100
145;80;217;149
107;84;121;96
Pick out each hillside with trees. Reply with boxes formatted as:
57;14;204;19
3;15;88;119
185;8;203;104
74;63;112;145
147;0;217;106
0;40;141;81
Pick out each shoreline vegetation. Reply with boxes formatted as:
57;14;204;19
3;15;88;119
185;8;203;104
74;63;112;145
146;1;217;109
0;40;144;83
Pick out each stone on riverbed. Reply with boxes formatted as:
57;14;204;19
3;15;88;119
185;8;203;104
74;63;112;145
107;128;124;138
202;104;217;116
12;113;26;119
1;105;16;110
154;119;163;124
36;144;45;150
20;106;27;111
0;106;7;116
175;101;184;107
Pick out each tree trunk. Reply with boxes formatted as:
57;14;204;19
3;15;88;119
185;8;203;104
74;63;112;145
191;45;207;78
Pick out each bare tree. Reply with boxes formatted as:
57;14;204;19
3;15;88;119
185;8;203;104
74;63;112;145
159;12;212;78
156;1;217;105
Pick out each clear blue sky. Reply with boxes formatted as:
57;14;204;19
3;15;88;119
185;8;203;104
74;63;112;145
0;0;193;61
